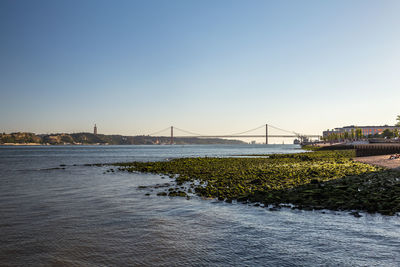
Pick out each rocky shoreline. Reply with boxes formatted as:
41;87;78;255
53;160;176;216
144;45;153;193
111;149;400;216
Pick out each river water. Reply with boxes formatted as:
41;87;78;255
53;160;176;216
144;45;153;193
0;145;399;266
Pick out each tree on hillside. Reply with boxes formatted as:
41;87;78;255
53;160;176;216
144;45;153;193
355;128;363;140
397;115;400;126
382;129;394;139
344;131;349;140
393;129;399;137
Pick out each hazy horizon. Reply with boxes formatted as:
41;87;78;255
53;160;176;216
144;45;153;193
1;0;400;140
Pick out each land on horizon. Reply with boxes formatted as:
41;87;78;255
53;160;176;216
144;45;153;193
0;132;245;145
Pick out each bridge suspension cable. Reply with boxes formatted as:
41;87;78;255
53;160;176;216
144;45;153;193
148;126;171;136
228;124;266;136
268;124;299;135
175;124;267;137
146;124;319;138
173;127;207;136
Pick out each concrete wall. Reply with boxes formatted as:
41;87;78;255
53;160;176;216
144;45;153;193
355;144;400;157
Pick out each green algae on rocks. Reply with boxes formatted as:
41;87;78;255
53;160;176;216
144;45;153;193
114;150;400;215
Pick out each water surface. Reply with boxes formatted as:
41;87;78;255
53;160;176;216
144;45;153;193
1;145;399;266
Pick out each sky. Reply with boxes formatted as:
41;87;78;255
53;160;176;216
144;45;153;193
1;0;400;142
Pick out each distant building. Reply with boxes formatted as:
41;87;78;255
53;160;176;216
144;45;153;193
323;125;400;137
94;124;98;135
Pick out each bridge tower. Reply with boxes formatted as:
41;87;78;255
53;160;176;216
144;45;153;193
265;124;268;145
170;126;174;145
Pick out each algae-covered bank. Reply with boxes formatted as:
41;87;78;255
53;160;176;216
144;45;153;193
113;149;400;216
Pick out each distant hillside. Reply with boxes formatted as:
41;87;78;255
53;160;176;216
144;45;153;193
0;132;245;145
0;132;41;144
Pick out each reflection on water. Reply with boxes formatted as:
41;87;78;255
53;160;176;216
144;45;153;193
0;145;399;266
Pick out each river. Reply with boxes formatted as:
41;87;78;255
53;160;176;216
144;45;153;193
0;145;399;266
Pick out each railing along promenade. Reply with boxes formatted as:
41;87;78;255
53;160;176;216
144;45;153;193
354;143;400;157
321;143;400;157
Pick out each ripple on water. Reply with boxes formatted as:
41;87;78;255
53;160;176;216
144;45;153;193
1;145;400;266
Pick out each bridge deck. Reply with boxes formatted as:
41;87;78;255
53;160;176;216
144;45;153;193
172;135;321;138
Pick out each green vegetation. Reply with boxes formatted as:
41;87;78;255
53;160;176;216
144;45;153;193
382;129;394;139
113;150;400;215
0;132;41;144
396;115;400;127
323;127;400;142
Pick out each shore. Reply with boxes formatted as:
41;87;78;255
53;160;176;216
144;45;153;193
0;143;43;146
354;154;400;170
110;149;400;216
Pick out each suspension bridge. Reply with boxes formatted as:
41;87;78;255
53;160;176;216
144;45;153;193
146;124;321;144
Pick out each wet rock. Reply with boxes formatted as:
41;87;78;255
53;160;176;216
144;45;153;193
350;211;362;218
236;196;248;203
168;191;187;197
154;183;171;188
112;150;399;216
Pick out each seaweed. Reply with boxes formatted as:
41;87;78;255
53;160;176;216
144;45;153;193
113;150;400;215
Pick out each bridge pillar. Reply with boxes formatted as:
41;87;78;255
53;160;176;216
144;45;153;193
266;124;268;145
171;126;174;145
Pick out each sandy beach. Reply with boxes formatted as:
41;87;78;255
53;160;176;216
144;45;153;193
354;154;400;170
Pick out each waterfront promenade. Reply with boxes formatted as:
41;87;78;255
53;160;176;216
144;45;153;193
315;142;400;170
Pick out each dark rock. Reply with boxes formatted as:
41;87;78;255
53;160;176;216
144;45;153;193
350;211;362;218
237;196;248;202
168;191;187;197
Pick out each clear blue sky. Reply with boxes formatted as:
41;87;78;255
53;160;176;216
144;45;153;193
1;0;400;141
